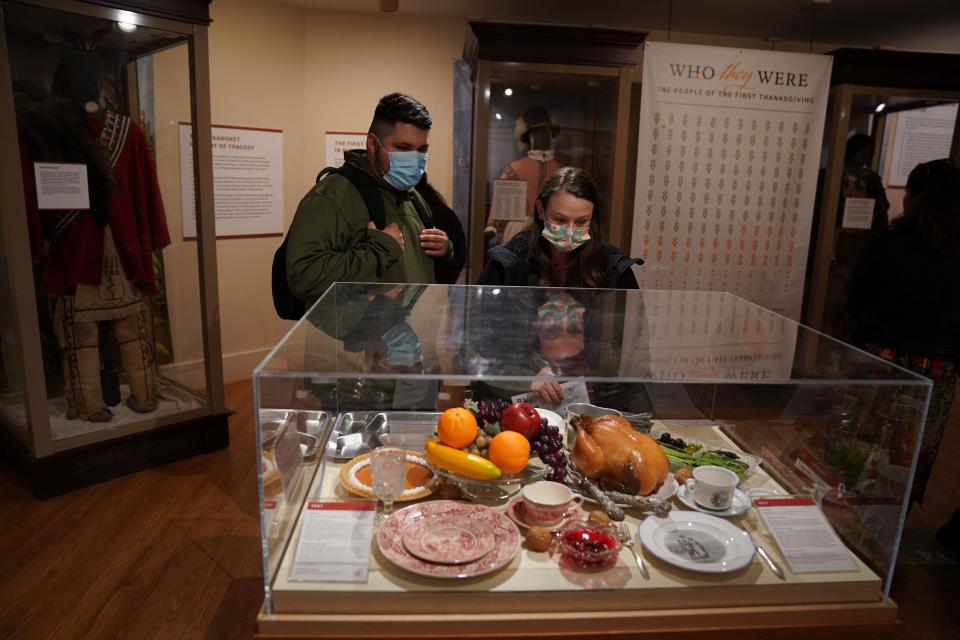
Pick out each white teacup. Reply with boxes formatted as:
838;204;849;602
521;480;583;526
684;465;739;510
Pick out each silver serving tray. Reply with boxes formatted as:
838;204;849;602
259;409;332;459
327;411;440;460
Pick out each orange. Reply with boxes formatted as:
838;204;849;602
436;408;478;449
488;431;530;475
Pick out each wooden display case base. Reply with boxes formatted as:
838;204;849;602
0;411;230;498
256;600;900;639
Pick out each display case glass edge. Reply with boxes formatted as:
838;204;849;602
187;21;225;414
609;67;633;251
0;8;51;456
466;59;492;282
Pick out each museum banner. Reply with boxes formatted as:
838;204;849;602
630;42;831;320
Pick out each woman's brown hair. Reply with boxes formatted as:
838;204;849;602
526;167;608;287
895;159;960;256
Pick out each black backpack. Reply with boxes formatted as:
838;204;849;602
271;164;432;320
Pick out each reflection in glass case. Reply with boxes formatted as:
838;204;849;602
0;1;227;497
254;283;928;635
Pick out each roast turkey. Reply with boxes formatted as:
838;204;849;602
572;415;669;495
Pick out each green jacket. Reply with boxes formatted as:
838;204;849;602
286;149;446;303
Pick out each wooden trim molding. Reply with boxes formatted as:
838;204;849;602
466;22;646;70
79;0;212;25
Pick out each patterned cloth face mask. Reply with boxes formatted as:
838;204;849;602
541;221;591;252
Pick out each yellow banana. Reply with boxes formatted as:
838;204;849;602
424;439;502;481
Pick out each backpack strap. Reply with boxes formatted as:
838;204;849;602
334;164;386;230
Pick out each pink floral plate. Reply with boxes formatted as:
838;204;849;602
505;495;584;532
401;515;495;564
378;500;521;579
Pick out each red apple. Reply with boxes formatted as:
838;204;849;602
500;402;541;440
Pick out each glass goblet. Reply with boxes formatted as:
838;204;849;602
370;447;406;521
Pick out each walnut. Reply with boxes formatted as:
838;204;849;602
525;526;553;552
674;467;694;484
587;510;612;527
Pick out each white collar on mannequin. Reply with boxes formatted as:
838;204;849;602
527;149;555;162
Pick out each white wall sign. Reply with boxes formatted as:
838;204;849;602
325;131;367;168
179;124;284;238
841;197;875;230
630;42;832;320
887;103;958;187
34;162;90;210
490;179;528;221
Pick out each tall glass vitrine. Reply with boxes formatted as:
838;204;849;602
0;0;227;497
464;23;645;281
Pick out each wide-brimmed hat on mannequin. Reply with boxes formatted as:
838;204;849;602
516;106;561;144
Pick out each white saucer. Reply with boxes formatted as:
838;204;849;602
638;511;755;573
505;495;584;532
676;484;752;517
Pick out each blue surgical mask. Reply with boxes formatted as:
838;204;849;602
375;136;427;191
379;322;422;368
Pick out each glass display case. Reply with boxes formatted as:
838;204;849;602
464;23;645;281
254;283;929;637
0;0;227;496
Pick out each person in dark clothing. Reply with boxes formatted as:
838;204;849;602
477;167;642;289
848;159;960;510
415;174;466;284
825;134;891;341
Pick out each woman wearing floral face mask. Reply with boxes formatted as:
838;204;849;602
478;167;642;288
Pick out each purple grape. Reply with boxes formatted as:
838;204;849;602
547;468;567;483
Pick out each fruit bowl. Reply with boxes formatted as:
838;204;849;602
553;523;623;569
425;461;548;502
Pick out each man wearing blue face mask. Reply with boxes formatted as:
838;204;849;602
285;93;452;304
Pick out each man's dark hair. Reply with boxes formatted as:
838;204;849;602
370;93;432;138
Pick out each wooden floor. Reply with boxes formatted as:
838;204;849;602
1;379;958;639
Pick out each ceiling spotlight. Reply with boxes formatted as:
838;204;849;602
504;88;513;96
874;102;886;113
495;113;502;120
117;10;137;32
